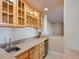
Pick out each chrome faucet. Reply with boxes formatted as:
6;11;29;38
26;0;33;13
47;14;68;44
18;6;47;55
8;38;12;48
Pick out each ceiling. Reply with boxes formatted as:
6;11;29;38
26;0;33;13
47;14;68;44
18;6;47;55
26;0;64;23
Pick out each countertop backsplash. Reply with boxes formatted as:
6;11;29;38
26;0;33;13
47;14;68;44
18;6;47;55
0;27;39;45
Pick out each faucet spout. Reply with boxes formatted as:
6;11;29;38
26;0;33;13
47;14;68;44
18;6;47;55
8;38;12;48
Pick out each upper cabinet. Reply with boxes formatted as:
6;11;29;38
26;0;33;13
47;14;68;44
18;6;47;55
0;0;16;27
0;0;43;28
25;3;43;28
16;0;26;27
26;12;39;28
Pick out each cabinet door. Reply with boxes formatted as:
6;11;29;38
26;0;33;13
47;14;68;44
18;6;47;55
16;51;28;59
39;43;45;59
24;57;28;59
16;55;25;59
39;48;44;59
16;0;25;27
0;0;15;27
17;56;28;59
29;50;39;59
33;50;39;59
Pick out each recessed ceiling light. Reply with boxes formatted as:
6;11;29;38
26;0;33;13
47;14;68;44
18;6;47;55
9;0;16;3
9;0;14;2
44;8;48;11
30;12;33;14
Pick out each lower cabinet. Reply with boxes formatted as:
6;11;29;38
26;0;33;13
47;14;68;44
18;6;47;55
39;43;45;59
16;42;45;59
16;51;28;59
29;50;39;59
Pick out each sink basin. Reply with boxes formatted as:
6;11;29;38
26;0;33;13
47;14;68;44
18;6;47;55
5;47;20;53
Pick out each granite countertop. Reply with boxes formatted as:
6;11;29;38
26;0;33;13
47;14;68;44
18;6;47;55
0;37;48;59
13;37;47;56
0;48;16;59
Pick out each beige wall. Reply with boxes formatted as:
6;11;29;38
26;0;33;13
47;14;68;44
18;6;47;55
49;36;64;53
47;20;54;36
64;0;79;50
53;23;63;35
47;22;64;36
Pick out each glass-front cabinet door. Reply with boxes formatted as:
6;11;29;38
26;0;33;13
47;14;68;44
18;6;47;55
0;0;16;27
16;0;26;27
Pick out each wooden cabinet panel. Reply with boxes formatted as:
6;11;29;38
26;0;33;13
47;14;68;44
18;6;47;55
16;42;45;59
29;47;36;55
29;50;39;59
39;47;45;58
16;51;28;59
39;43;45;59
0;0;43;28
0;0;15;27
16;0;26;27
29;45;39;55
26;12;39;28
29;42;45;59
17;55;28;59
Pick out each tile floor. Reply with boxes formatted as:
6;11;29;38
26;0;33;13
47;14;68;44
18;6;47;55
45;51;64;59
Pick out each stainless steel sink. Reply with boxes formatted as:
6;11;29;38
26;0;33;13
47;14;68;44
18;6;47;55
5;47;20;53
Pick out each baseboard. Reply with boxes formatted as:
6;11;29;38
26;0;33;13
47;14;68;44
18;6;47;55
64;48;79;59
49;50;64;56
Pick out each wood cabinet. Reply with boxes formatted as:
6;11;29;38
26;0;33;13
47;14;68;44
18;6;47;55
29;45;39;59
26;12;39;28
16;51;28;59
29;50;39;59
16;0;26;27
0;0;16;27
38;14;44;29
16;42;45;59
0;0;43;28
39;42;45;59
29;43;45;59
